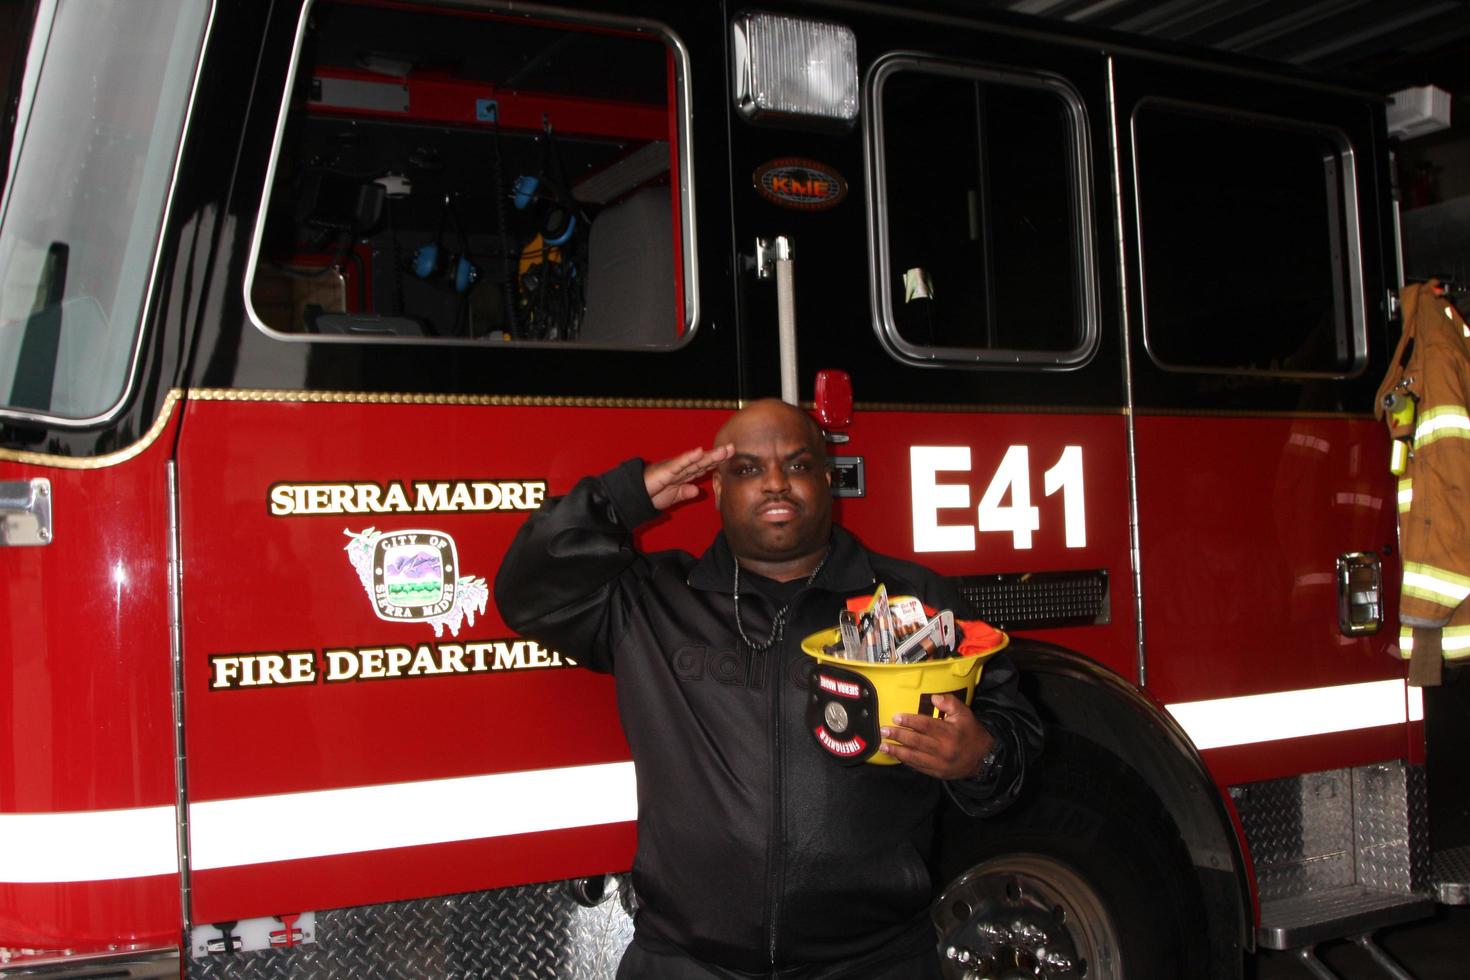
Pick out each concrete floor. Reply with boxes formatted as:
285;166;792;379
1249;905;1470;980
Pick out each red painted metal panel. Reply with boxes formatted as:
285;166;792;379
3;390;1410;936
1407;719;1427;766
176;400;725;919
309;67;669;143
1136;415;1402;703
174;400;1131;920
0;877;179;951
1199;724;1408;788
1399;717;1422;769
834;409;1137;679
191;823;635;925
1135;414;1406;784
0;411;182;951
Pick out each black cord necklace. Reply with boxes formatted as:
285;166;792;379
732;546;831;652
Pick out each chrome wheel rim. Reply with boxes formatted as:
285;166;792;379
933;853;1121;980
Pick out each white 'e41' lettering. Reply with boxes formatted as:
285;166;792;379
910;445;1087;553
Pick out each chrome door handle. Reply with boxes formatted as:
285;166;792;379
1337;552;1381;635
0;478;52;546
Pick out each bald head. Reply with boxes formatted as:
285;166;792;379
714;399;828;464
712;399;833;579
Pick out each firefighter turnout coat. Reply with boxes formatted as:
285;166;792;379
1377;282;1470;668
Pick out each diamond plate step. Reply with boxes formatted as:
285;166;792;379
187;879;633;980
1257;885;1433;949
1432;844;1470;904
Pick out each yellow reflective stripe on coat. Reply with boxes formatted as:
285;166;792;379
1391;441;1410;475
1402;561;1470;606
1397;478;1412;513
1414;405;1470;448
1399;625;1470;660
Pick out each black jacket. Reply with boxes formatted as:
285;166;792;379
494;459;1041;973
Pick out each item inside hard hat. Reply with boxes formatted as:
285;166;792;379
802;585;1006;765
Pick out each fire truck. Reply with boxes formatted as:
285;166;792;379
1;0;1461;977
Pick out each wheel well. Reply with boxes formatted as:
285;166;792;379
936;728;1207;979
1014;639;1251;974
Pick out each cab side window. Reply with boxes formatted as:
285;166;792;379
1133;102;1363;376
0;0;207;421
870;57;1096;367
248;0;688;348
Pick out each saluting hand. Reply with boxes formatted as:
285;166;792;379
644;444;734;512
880;694;995;781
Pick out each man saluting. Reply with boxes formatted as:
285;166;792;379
495;399;1041;979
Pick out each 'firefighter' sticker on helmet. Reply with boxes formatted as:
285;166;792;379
344;528;489;637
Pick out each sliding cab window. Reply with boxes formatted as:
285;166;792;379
0;0;208;423
870;57;1096;367
1133;102;1364;376
248;1;691;349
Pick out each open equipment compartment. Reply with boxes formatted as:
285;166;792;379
249;0;685;346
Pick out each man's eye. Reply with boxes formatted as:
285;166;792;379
736;464;759;476
787;461;809;473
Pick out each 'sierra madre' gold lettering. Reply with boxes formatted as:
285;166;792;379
268;480;546;516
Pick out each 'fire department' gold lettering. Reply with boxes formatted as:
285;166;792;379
268;480;547;516
208;638;577;689
208;651;318;689
321;639;571;682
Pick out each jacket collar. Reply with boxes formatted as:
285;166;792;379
687;525;877;596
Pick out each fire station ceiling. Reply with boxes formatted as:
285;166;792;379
980;0;1470;94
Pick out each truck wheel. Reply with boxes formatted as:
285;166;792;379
932;730;1206;979
934;853;1121;978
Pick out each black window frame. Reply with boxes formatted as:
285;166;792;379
1129;97;1368;380
865;51;1099;370
243;0;700;353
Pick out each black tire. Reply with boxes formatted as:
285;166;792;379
932;729;1209;979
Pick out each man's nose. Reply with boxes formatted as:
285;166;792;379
761;465;790;492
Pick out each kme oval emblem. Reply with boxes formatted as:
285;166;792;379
754;158;848;211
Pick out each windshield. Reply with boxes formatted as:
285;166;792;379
0;0;208;422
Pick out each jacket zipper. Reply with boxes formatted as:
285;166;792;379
767;584;817;975
767;592;784;973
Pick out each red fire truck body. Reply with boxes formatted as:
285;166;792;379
0;1;1439;977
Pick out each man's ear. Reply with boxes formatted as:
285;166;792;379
712;471;723;506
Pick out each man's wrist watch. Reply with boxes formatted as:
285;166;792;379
974;739;1004;784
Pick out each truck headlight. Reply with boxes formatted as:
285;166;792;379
731;12;858;127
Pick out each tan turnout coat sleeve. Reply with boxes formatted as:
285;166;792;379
1376;282;1470;664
